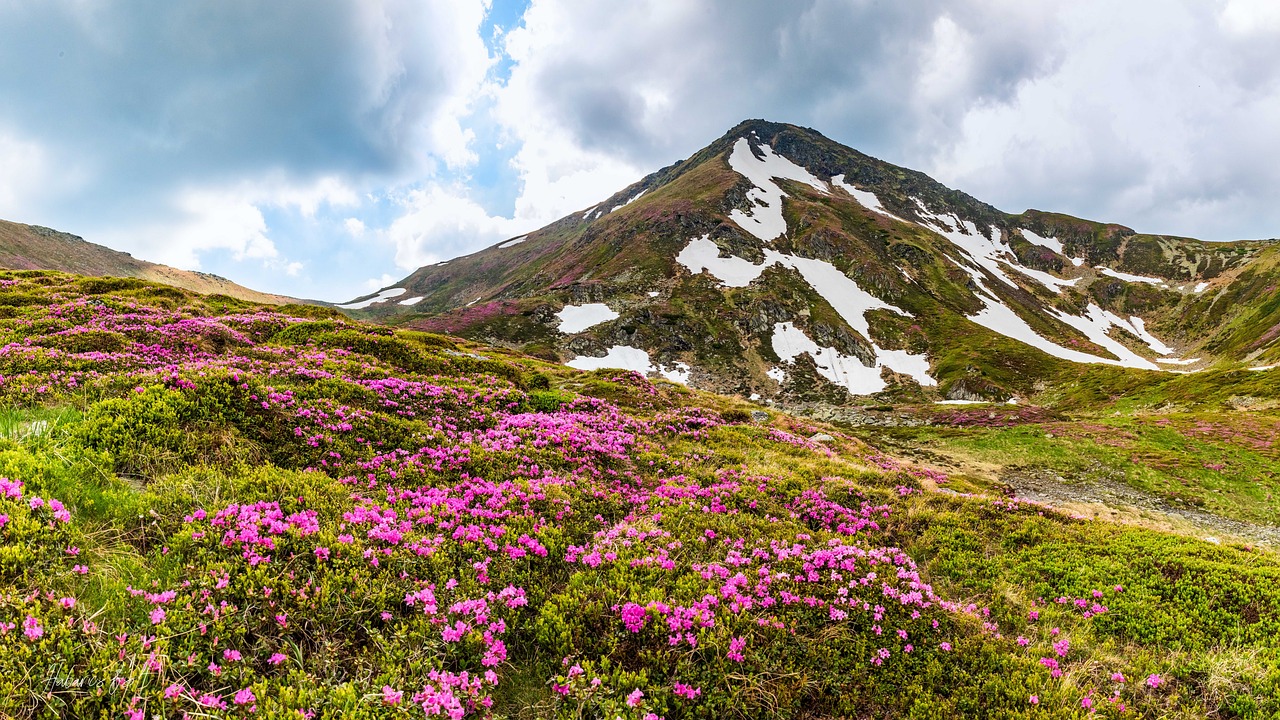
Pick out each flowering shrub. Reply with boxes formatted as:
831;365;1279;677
0;272;1275;718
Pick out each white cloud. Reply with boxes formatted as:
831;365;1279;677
929;0;1280;240
344;217;367;237
0;130;49;217
101;175;362;271
363;273;402;292
1220;0;1280;36
386;185;526;269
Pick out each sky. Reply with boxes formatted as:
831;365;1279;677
1;0;1278;302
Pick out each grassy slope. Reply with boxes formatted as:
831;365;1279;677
0;219;300;305
0;271;1277;718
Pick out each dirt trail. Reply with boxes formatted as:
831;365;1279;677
997;465;1280;547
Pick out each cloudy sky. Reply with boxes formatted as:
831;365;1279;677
1;0;1278;301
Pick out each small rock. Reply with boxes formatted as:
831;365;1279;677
750;410;770;423
809;433;834;443
1204;536;1221;545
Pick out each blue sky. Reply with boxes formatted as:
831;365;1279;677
1;0;1279;302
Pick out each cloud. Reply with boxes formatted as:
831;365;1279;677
930;0;1280;240
98;175;359;271
0;0;495;292
387;185;525;269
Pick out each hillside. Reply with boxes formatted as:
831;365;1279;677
0;269;1278;718
0;219;300;305
343;120;1280;405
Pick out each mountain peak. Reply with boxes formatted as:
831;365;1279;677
341;122;1280;403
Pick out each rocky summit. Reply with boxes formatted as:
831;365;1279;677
343;120;1280;405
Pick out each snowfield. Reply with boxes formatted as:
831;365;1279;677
1098;267;1169;286
337;287;408;310
556;303;619;334
565;345;691;385
726;138;828;242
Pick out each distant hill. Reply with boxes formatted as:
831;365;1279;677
0;219;300;305
342;119;1280;403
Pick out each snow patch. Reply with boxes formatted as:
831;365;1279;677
771;322;889;395
910;204;1077;293
556;303;619;333
1156;357;1201;365
647;291;659;297
676;235;771;287
566;346;654;374
1098;267;1168;287
963;274;1162;370
498;235;528;248
1249;364;1277;372
1051;306;1167;366
581;206;597;220
1126;316;1174;355
337;287;408;310
659;361;691;385
398;296;424;306
1021;229;1064;254
831;176;910;223
935;399;987;405
1194;281;1210;293
1071;258;1085;267
610;189;647;213
725;138;827;242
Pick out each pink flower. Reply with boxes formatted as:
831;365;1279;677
234;687;256;706
1016;636;1029;646
269;653;288;665
939;642;952;652
223;649;242;662
1081;697;1093;709
22;616;43;641
382;686;403;705
164;684;184;699
313;547;330;561
149;608;166;624
275;613;288;627
1029;695;1039;705
626;689;644;707
727;636;746;662
673;682;702;700
1112;672;1126;683
59;597;76;609
1146;673;1164;688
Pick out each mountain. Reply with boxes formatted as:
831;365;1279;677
0;218;300;305
341;120;1280;403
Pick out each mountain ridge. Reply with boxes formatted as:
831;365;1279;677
341;120;1280;403
0;218;306;305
